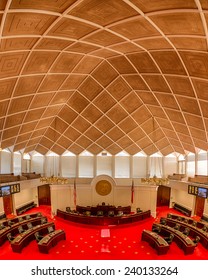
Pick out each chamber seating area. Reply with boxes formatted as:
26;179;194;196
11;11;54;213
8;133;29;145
0;211;65;254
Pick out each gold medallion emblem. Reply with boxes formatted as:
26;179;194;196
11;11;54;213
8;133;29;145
95;180;112;196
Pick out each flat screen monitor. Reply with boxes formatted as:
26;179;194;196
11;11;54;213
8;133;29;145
1;186;11;196
198;187;207;198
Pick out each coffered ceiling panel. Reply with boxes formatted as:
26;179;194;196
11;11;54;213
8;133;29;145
1;0;208;156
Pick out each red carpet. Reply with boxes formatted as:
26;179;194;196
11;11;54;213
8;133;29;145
1;205;208;260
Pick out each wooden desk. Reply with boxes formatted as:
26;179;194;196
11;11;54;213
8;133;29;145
76;205;131;215
141;230;169;255
152;223;196;255
38;229;66;254
162;217;208;249
57;209;151;226
0;216;44;246
10;222;55;253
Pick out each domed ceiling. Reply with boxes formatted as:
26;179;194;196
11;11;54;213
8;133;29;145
0;0;208;156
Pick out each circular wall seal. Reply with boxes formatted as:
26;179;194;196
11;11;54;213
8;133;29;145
95;180;112;196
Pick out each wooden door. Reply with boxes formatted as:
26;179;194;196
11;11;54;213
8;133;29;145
3;195;13;216
157;185;171;206
194;196;205;217
38;184;51;205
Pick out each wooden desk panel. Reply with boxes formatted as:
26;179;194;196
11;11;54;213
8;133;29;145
38;229;66;254
142;230;169;255
57;209;151;226
162;217;208;249
76;205;131;215
152;223;195;255
10;222;55;253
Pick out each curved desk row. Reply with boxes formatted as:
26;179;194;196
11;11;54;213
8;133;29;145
167;213;208;230
10;222;55;253
57;209;151;226
38;229;66;254
0;216;46;246
141;230;169;255
0;212;42;227
161;217;208;249
152;223;196;255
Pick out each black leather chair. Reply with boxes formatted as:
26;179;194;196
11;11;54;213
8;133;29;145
97;210;104;216
18;217;24;223
152;225;161;234
25;215;31;220
136;207;142;213
164;233;174;244
183;227;190;236
48;226;54;234
108;210;114;217
41;217;47;224
34;232;44;243
18;225;25;234
202;225;207;232
66;207;71;213
0;223;6;230
7;233;15;242
8;220;14;226
193;235;200;246
27;222;33;229
174;223;180;230
160;218;166;225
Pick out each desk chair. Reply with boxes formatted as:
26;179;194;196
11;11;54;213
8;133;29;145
0;223;6;230
164;233;174;244
192;221;197;227
136;207;142;213
177;216;182;221
152;225;161;234
66;207;71;213
18;217;24;223
26;215;31;220
48;226;54;234
183;227;190;236
41;217;47;224
97;210;104;216
34;232;44;243
8;220;14;227
202;225;207;232
27;222;33;229
174;223;180;230
193;235;200;246
18;225;25;234
117;211;123;216
160;218;166;225
108;210;114;217
7;233;15;242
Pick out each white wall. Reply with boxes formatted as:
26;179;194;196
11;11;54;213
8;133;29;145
0;150;12;173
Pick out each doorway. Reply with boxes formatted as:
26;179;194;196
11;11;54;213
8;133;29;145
194;196;205;217
157;185;171;207
3;195;13;216
38;184;51;205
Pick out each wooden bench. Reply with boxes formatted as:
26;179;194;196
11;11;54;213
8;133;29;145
16;201;37;215
173;203;192;217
